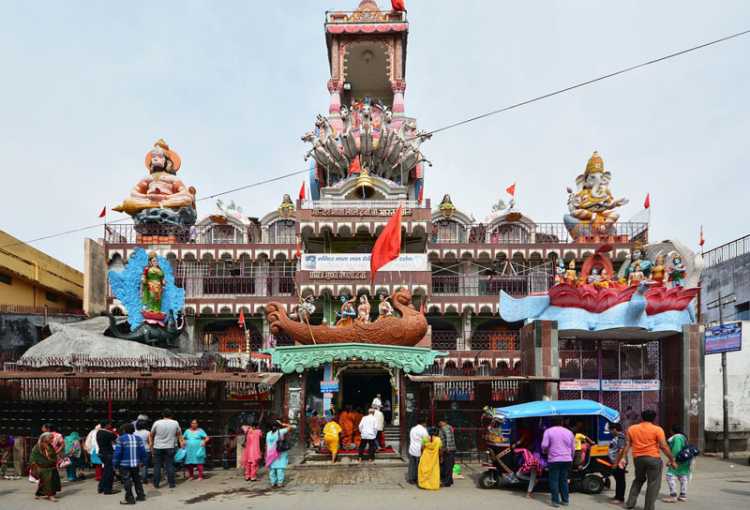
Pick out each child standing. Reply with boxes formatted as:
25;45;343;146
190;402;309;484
663;425;692;503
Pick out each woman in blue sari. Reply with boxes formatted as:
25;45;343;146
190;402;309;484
182;420;209;480
265;420;295;488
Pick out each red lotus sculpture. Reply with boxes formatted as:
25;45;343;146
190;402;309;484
549;283;698;315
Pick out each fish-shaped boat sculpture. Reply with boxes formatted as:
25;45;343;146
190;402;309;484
265;288;428;346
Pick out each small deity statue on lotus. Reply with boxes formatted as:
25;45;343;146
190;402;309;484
278;194;295;217
357;295;371;323
564;260;578;286
141;251;165;315
595;268;612;289
628;261;645;286
667;253;687;288
587;267;602;286
114;139;196;217
438;194;457;217
650;254;667;286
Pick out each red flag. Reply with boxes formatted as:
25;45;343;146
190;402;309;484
349;156;361;175
505;183;516;197
417;186;424;204
644;193;651;209
298;181;306;201
98;206;106;218
391;0;406;11
370;206;402;284
699;225;705;247
238;309;246;329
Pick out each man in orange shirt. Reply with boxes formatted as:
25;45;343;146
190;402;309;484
615;410;677;510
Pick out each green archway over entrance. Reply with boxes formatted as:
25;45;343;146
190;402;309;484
263;343;446;374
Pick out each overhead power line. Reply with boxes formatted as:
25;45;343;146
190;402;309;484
5;27;750;250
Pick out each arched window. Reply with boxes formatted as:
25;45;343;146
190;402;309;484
433;220;464;243
492;224;530;244
268;220;296;244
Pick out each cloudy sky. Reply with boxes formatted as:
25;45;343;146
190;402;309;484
1;0;749;270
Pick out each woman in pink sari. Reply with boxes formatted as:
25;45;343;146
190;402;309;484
242;422;263;482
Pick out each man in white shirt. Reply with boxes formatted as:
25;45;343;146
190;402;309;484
373;407;386;449
149;409;181;489
408;418;429;484
358;409;378;462
371;394;382;410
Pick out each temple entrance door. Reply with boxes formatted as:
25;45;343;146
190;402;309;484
340;367;392;418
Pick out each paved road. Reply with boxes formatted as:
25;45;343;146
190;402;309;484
1;456;748;510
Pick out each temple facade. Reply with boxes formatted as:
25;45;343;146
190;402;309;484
80;0;704;454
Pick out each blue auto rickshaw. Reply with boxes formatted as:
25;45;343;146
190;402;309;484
479;399;620;494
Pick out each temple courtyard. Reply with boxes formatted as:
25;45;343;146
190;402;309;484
1;456;748;509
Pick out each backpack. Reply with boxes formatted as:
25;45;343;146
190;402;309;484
676;444;699;463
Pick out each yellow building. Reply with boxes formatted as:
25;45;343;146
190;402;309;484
0;230;83;313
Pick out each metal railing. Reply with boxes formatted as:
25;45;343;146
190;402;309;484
325;10;407;24
10;354;271;372
431;275;552;297
703;233;750;268
0;304;86;316
306;199;420;211
430;221;648;245
470;330;521;351
103;224;293;245
180;276;295;297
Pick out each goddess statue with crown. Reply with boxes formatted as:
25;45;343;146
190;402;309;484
564;151;629;237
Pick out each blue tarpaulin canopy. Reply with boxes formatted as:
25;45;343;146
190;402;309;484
494;399;620;423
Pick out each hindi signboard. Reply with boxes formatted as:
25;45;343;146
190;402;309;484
320;380;340;393
705;322;742;355
301;253;427;272
560;379;601;391
601;379;660;392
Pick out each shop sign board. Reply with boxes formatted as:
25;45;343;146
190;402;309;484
301;253;427;272
601;379;660;392
320;380;339;393
560;379;601;391
704;322;742;355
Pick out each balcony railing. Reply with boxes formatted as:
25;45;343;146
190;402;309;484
431;275;552;297
703;233;750;268
305;199;420;211
470;330;520;351
325;10;407;24
430;222;648;245
103;224;293;245
180;276;295;298
0;304;86;316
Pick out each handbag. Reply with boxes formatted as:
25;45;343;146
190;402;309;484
174;448;187;463
276;434;290;453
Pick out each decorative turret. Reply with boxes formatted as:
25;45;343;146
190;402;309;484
302;1;429;200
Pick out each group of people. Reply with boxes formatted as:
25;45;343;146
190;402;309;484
407;417;457;491
610;411;694;509
239;419;295;488
532;409;694;509
307;394;388;464
27;410;210;505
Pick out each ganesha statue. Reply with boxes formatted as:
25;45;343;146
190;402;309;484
564;151;629;238
113;139;197;228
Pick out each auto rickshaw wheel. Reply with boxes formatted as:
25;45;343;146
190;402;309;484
477;471;498;489
581;474;605;494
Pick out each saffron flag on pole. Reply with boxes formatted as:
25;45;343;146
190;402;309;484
370;206;402;284
644;193;651;209
505;183;516;197
98;206;106;218
699;225;705;247
298;181;306;202
238;309;246;329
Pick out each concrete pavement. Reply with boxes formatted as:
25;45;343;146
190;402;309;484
0;456;748;510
